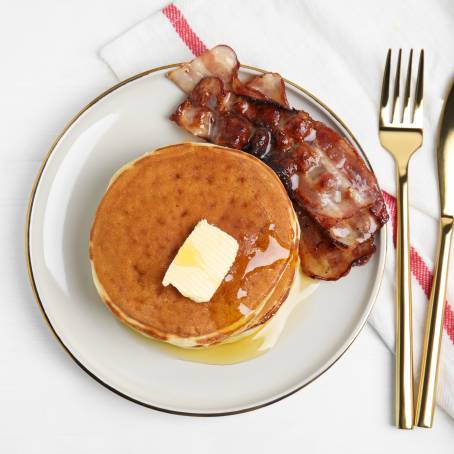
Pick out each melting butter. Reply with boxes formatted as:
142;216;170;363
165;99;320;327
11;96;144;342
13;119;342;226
162;219;239;303
174;241;204;269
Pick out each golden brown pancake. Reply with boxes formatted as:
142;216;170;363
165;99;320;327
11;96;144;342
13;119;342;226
90;143;299;347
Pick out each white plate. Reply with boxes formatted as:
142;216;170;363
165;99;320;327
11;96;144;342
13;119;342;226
26;64;386;415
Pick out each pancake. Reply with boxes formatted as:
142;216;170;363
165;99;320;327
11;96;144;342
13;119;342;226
90;143;299;347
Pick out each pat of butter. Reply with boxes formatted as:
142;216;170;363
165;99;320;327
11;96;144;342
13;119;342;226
162;220;239;303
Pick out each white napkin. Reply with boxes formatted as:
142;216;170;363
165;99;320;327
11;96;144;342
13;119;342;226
99;0;454;419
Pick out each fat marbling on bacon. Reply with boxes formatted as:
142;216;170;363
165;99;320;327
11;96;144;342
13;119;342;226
166;45;388;280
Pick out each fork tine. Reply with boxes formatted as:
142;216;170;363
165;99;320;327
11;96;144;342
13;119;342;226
401;49;413;123
412;50;424;124
391;49;402;123
380;49;392;126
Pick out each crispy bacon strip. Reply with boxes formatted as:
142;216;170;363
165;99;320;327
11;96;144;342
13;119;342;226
295;206;375;280
233;73;289;108
270;127;388;246
167;45;239;92
168;45;289;108
168;46;388;280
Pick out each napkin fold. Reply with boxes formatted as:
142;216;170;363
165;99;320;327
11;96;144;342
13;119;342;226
99;0;454;419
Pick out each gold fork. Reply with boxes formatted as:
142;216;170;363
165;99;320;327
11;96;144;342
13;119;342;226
379;49;424;429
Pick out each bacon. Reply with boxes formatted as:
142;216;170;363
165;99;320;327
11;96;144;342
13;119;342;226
233;73;289;107
270;130;386;247
168;45;289;108
168;46;388;280
295;206;375;280
167;45;239;93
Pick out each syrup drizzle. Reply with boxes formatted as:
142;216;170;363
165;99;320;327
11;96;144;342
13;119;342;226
214;223;294;321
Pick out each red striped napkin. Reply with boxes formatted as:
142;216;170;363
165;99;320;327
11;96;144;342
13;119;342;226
99;0;454;419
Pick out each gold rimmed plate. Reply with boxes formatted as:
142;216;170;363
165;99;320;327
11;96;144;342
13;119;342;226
26;64;386;416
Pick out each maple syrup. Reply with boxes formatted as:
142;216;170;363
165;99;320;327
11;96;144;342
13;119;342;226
151;269;318;365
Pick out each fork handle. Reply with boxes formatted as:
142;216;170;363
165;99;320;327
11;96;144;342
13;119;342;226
395;162;414;429
415;217;454;428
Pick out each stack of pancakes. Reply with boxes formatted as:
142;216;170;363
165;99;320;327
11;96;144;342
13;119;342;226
90;143;299;347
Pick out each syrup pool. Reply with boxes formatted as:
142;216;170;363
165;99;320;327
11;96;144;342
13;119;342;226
151;269;318;365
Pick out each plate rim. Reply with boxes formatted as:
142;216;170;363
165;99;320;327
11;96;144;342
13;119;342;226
25;63;387;416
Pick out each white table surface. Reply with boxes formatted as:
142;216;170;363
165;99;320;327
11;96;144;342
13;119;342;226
1;1;453;452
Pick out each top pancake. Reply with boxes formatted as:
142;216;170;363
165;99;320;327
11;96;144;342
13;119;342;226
90;143;299;346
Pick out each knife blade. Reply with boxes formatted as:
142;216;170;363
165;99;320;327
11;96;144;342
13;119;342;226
437;79;454;218
415;80;454;427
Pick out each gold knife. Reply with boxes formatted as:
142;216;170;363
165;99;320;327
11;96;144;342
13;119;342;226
415;79;454;428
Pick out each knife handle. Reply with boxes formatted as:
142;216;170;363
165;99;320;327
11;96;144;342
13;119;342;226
415;216;454;428
395;163;414;429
